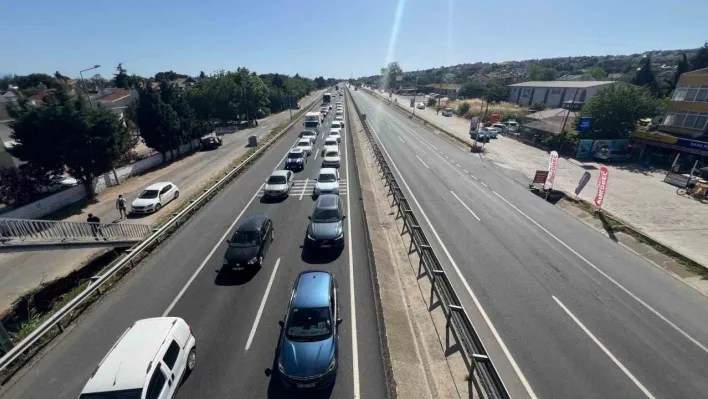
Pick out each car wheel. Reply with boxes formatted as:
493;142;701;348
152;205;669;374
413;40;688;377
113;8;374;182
187;348;196;372
155;203;162;212
174;191;180;199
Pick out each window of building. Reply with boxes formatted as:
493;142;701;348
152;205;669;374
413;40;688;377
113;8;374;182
695;114;708;131
684;112;698;129
663;113;675;126
685;85;700;102
664;112;708;130
695;88;708;102
674;113;687;127
672;86;688;101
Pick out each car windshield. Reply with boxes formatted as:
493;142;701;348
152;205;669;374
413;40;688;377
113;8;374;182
230;230;259;247
325;152;338;158
298;141;309;146
288;152;303;159
79;390;143;399
319;174;337;183
268;175;287;184
312;208;341;223
326;141;337;146
139;189;159;199
286;307;332;341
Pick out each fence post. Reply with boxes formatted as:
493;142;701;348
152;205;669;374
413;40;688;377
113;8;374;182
0;321;14;354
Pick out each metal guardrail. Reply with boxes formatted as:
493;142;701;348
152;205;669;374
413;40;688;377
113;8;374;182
0;95;323;372
0;218;151;245
347;88;511;399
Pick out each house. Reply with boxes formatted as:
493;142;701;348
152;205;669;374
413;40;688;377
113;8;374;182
522;108;577;135
507;81;617;110
27;89;55;105
425;83;461;96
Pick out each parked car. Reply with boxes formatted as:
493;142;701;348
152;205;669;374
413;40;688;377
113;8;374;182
314;168;340;197
485;127;500;139
505;120;520;133
223;214;274;268
441;108;453;117
471;131;490;143
416;102;425;110
491;123;507;135
264;170;295;198
593;147;631;162
278;271;340;390
200;134;223;150
79;317;196;399
131;182;179;214
306;194;345;249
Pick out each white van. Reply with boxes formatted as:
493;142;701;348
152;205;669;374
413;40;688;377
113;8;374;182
80;317;197;399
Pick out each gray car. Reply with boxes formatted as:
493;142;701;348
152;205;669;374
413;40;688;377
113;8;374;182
306;195;345;249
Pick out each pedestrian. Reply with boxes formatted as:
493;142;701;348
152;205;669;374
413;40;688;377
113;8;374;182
116;194;127;219
87;213;105;240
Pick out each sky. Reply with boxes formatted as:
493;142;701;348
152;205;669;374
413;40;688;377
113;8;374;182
1;0;706;80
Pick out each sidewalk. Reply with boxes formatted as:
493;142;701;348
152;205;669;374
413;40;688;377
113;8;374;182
369;90;708;269
0;92;321;314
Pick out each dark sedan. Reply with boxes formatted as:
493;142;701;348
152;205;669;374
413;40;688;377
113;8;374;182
223;215;274;269
305;195;345;249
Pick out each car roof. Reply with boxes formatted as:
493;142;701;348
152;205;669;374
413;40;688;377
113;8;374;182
319;168;337;175
237;214;268;231
270;170;290;177
144;182;173;191
292;271;332;308
315;194;340;210
82;317;182;393
297;139;311;143
289;148;304;154
302;130;316;134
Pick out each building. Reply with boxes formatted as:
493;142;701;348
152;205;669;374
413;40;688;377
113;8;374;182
632;67;708;169
425;83;461;96
507;81;616;110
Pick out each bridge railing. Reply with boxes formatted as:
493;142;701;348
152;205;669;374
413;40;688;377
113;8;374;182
0;218;152;244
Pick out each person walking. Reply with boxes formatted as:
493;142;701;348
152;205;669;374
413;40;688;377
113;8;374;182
87;213;105;240
116;194;127;219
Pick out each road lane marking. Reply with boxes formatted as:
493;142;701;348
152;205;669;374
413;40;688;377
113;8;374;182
480;182;488;188
463;168;469;173
366;122;538;399
398;135;405;144
416;155;430;169
299;178;309;200
343;95;360;398
450;191;480;221
314;151;318;161
553;296;657;399
470;174;478;180
492;191;708;355
163;136;297;317
245;258;281;351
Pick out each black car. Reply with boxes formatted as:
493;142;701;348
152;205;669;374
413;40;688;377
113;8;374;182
306;195;345;249
201;135;223;150
224;215;274;269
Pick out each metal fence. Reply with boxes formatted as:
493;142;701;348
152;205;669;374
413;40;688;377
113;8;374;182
348;89;511;399
0;218;152;245
0;95;322;372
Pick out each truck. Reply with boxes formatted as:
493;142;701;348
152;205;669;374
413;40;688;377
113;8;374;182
323;92;332;104
304;112;321;132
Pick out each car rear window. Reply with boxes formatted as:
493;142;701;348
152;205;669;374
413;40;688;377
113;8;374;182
79;390;142;399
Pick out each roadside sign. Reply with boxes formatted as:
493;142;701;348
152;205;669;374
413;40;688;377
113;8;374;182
544;151;559;190
578;117;593;132
396;75;403;82
594;166;609;208
663;172;690;188
532;170;549;185
575;171;592;196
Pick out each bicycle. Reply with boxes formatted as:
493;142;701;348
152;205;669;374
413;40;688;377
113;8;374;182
676;181;708;203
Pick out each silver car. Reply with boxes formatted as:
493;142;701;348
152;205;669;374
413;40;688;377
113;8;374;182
264;170;294;198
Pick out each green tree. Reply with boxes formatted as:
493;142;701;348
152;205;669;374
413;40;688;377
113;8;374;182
54;71;70;83
114;63;130;89
458;81;484;98
690;42;708;71
0;166;44;206
633;56;658;95
187;70;242;126
380;62;403;89
7;90;135;197
314;76;326;88
484;80;509;102
577;84;662;139
673;53;689;89
526;64;555;81
530;102;547;111
585;66;606;80
456;102;471;116
134;85;182;162
234;68;269;122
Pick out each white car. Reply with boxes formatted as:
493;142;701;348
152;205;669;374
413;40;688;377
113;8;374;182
320;107;328;115
485;127;500;139
264;170;294;198
131;182;179;214
335;110;343;117
295;138;313;155
334;116;344;122
80;317;196;399
322;137;339;154
300;130;317;144
328;129;342;143
314;168;340;196
322;147;341;168
331;121;343;131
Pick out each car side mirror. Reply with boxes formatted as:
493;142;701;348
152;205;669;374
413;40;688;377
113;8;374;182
343;215;347;219
226;239;231;243
279;320;284;327
336;318;343;326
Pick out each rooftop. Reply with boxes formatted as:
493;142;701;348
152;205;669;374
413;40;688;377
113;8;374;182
509;81;617;88
292;271;332;308
685;67;708;76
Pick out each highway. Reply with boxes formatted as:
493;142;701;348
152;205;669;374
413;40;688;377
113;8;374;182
351;88;708;399
0;91;387;398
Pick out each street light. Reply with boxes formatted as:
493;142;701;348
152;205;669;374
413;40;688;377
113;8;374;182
79;65;101;107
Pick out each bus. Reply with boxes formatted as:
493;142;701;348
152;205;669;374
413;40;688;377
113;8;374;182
304;112;321;132
323;92;332;104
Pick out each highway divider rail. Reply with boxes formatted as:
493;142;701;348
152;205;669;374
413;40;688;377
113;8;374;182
0;95;323;374
348;89;511;399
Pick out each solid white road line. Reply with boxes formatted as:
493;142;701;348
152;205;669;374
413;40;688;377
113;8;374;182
415;155;430;169
366;122;538;399
553;296;657;399
492;191;708;356
299;178;309;200
343;97;360;398
398;135;405;144
163;136;297;317
450;191;481;221
480;182;488;188
245;258;281;351
314;151;318;161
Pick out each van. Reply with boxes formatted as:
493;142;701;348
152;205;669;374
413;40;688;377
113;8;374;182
80;317;197;399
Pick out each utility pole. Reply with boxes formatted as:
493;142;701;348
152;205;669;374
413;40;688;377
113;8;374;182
437;75;443;115
79;64;101;108
559;88;581;134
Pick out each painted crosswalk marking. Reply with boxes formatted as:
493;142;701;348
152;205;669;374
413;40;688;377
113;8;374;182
258;179;349;197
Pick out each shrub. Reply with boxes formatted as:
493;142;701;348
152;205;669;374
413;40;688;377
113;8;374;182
427;98;437;107
530;102;547;111
456;102;471;116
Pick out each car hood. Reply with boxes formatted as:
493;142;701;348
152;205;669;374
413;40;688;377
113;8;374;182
280;336;335;378
316;182;339;191
132;198;157;207
224;245;259;263
323;155;340;162
265;183;288;191
309;221;343;239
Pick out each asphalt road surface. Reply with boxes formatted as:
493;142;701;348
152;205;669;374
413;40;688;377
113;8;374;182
351;88;708;399
1;91;387;399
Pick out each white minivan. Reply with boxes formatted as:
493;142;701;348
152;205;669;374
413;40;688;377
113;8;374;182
79;317;196;399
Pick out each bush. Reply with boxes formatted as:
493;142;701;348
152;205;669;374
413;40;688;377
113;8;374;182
427;98;437;107
531;102;547;111
540;131;578;153
456;102;471;116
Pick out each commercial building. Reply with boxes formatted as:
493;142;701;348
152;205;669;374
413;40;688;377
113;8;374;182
632;68;708;170
507;81;616;110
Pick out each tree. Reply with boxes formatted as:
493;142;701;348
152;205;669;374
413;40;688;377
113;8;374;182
458;81;484;98
530;102;547;111
585;66;606;80
690;42;708;71
7;90;135;197
314;76;326;88
526;64;555;81
456;102;471;116
134;85;182;162
91;74;108;91
114;63;130;89
484;80;509;102
187;70;242;126
673;53;689;89
578;84;662;139
233;68;269;122
0;166;47;206
380;62;403;89
633;56;658;95
54;71;70;83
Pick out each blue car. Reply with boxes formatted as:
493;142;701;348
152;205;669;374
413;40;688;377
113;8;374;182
278;271;341;390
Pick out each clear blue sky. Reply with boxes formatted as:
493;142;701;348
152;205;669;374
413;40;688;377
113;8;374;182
1;0;706;80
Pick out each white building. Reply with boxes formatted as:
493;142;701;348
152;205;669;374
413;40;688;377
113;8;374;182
508;81;616;110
